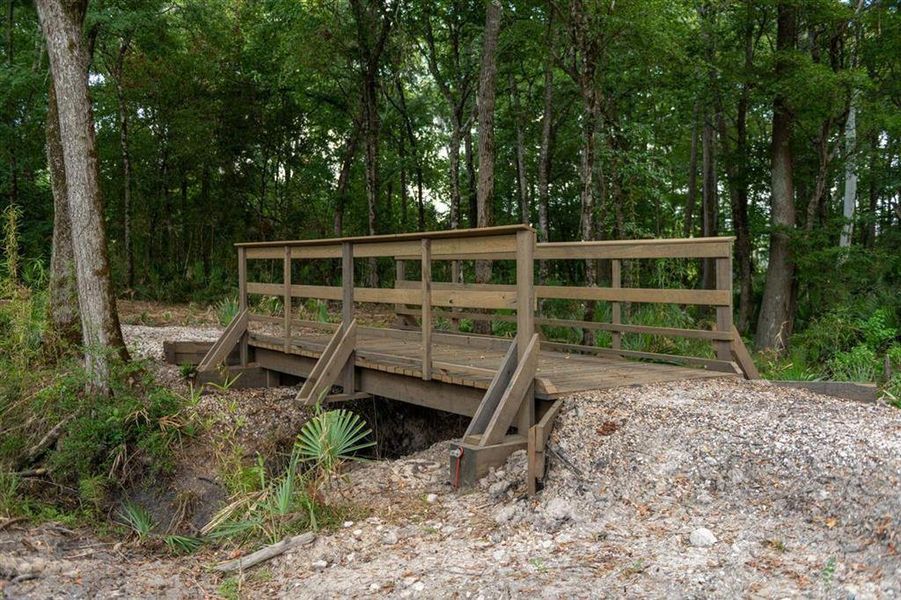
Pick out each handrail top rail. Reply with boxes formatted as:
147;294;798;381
235;224;532;249
540;236;734;248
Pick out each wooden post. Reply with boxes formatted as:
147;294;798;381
238;246;248;366
450;260;461;332
341;242;355;392
611;258;622;350
421;239;432;380
715;254;733;361
283;245;292;353
515;229;535;435
395;259;406;320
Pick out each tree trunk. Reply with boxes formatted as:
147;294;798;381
464;121;477;227
756;1;797;353
840;101;857;247
473;0;502;333
701;116;718;290
509;71;529;225
537;11;554;283
448;113;462;230
36;0;128;393
333;126;360;237
685;105;699;238
46;79;79;345
349;0;393;288
6;0;18;209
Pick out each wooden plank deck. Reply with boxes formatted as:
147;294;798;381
247;328;732;401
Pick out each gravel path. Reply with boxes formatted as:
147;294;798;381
3;326;899;598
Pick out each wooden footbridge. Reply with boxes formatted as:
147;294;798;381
189;225;757;491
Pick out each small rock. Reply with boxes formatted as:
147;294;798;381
369;583;381;592
412;581;425;592
382;531;399;545
343;521;354;528
425;493;438;503
689;527;717;547
311;559;328;570
352;529;363;538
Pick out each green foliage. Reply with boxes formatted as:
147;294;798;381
163;534;204;555
827;345;879;382
216;296;240;327
118;501;155;539
295;409;375;480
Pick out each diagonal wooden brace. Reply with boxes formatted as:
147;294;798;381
296;319;358;406
198;309;249;372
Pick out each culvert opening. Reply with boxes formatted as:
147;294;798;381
344;397;469;460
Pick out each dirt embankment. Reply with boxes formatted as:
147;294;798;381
2;326;899;598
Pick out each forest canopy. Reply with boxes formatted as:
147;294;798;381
1;0;899;373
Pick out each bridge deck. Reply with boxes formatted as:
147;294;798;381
248;328;732;401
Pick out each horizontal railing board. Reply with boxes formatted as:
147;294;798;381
394;307;732;341
246;236;518;260
247;282;516;309
536;238;733;260
535;285;730;306
236;224;529;246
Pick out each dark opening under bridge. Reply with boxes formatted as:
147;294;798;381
192;225;758;491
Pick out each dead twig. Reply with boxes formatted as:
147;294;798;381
213;531;316;572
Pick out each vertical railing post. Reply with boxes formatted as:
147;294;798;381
611;258;622;350
715;248;733;362
421;239;432;380
394;259;406;320
283;245;292;353
238;246;248;366
341;242;355;392
515;229;536;435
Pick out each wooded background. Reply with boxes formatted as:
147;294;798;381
2;0;899;360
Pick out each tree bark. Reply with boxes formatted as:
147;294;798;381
36;0;128;392
46;79;79;345
755;1;797;352
509;71;529;225
701;116;718;290
537;10;555;283
840;101;857;247
349;0;393;287
333;126;360;237
474;0;502;333
685;105;699;238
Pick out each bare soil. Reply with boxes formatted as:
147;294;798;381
2;323;899;599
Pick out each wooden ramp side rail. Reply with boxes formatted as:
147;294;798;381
296;319;358;406
197;308;248;372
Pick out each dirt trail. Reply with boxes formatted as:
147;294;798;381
2;326;899;598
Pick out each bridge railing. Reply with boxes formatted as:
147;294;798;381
235;225;536;381
235;228;752;378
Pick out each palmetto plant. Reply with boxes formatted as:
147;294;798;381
295;409;375;479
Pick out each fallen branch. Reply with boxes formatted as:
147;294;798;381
213;532;315;572
19;416;73;469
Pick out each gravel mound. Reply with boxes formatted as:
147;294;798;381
530;378;901;597
123;324;222;360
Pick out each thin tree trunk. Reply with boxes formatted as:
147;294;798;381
474;0;502;334
537;10;554;283
685;104;699;238
701;116;718;289
756;1;797;352
448;114;462;230
6;0;18;209
46;79;79;344
464;120;476;227
509;71;529;225
36;0;128;393
840;101;857;247
333;126;360;237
